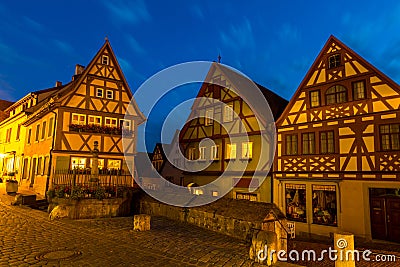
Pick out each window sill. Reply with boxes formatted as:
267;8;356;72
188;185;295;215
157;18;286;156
240;158;252;161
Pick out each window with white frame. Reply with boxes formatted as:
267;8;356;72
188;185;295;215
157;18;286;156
205;109;213;126
120;119;131;130
199;147;206;160
71;157;86;169
72;113;86;125
211;145;219;160
102;55;109;65
107;159;121;170
96;88;104;98
106;90;114;99
242;142;253;159
226;143;237;159
224;103;234;122
88;115;102;126
188;148;196;160
105;117;118;128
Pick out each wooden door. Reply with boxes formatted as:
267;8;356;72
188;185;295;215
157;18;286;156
370;197;387;240
387;198;400;243
370;197;400;242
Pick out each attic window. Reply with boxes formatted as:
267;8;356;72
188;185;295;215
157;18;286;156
102;55;109;65
328;54;341;69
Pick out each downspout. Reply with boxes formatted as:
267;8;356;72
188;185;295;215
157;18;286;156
46;110;58;193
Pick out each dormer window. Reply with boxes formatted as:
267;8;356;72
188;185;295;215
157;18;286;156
326;85;347;104
328;54;341;69
102;55;109;65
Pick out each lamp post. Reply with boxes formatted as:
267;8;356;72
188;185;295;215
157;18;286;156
90;141;99;183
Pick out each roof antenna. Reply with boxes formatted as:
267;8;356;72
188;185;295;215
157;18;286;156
105;36;109;42
217;54;221;63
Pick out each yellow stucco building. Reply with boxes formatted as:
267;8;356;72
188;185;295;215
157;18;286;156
0;40;145;195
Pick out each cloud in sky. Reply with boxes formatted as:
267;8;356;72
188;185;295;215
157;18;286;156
0;75;17;101
126;34;146;55
220;18;255;50
103;0;151;25
22;16;45;32
53;39;74;55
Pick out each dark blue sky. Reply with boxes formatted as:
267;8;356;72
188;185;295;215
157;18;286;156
1;1;400;150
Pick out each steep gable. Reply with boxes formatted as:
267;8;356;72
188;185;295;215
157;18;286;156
58;40;145;122
277;35;400;127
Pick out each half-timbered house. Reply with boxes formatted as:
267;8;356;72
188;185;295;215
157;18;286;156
274;36;400;242
179;63;287;202
0;39;145;195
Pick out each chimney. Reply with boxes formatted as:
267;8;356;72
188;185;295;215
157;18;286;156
75;64;85;75
55;81;62;87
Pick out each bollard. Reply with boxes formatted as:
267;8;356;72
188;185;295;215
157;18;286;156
334;232;356;267
133;214;151;231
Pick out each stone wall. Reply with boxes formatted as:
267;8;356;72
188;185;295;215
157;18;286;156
49;197;132;219
139;196;287;244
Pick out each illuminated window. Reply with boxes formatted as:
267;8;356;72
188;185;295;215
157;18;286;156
205;109;213;126
380;124;400;151
88;115;102;126
90;158;104;170
199;147;206;160
320;131;334;154
102;55;109;65
71;157;86;169
212;191;219;197
302;133;315;154
224;103;234;122
326;85;347;104
5;128;12;143
211;145;219;160
106;90;114;99
285;184;307;222
286;134;298;155
242;142;253;159
72;113;86;125
48;117;54;137
119;119;131;130
312;185;337;226
236;192;257;201
353;80;366;100
310;90;320;108
96;88;104;98
226;143;237;159
107;159;121;170
188;148;196;160
105;117;118;128
328;54;341;69
41;121;46;139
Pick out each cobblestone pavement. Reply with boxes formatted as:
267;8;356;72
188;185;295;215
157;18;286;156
0;189;301;267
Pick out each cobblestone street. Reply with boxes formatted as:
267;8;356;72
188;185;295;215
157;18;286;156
0;188;300;267
1;187;400;266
